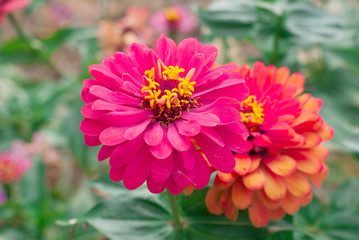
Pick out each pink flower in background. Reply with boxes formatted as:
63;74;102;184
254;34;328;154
0;141;33;183
150;5;197;33
98;6;154;56
0;0;32;23
80;34;249;195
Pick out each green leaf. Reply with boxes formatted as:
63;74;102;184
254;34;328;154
73;187;272;240
331;178;359;212
197;0;256;39
285;3;347;45
20;156;46;206
0;40;42;64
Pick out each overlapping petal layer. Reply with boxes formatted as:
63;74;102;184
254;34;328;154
206;61;333;227
80;34;249;194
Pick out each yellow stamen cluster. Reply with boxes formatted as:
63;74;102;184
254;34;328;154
141;65;196;109
163;7;181;22
240;95;265;124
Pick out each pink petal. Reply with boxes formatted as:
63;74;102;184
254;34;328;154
176;38;199;70
167;176;184;195
151;155;174;182
98;145;115;161
181;112;220;127
147;177;167;194
199;127;225;147
251;132;272;147
84;135;101;146
99;127;127;146
124;119;152;141
123;146;153;190
175;119;201;136
181;150;195;171
167;124;191;152
92;99;139;112
128;43;157;75
101;111;150;127
172;153;196;187
89;64;122;90
144;122;164;146
109;166;125;182
81;103;100;120
109;136;145;167
195;134;235;173
150;134;173;159
191;147;210;189
80;118;107;136
217;122;248;152
154;34;177;65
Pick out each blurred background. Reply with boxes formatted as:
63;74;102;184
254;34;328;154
0;0;359;239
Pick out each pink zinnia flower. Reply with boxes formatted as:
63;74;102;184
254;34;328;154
206;61;334;227
0;0;32;23
80;34;249;194
0;141;33;183
150;5;197;33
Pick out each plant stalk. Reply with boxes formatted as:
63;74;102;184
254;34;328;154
166;190;182;230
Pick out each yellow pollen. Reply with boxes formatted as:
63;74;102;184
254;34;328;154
240;95;265;124
163;7;181;22
141;65;196;109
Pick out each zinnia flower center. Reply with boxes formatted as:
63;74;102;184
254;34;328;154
240;95;265;125
162;7;181;23
141;60;199;124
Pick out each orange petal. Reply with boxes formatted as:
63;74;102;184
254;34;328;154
299;193;313;207
205;186;223;215
282;192;300;214
258;190;283;209
249;196;269;228
297;93;311;105
284;173;312;197
234;153;251;176
294;152;323;174
214;175;234;190
291;113;320;131
268;208;285;221
286;73;305;96
263;169;287;201
301;132;321;148
183;185;194;195
243;168;265;190
306;145;329;161
247;155;261;173
239;65;251;78
266;65;277;84
315;122;334;141
275;67;290;85
302;95;323;112
217;172;236;183
264;155;297;177
308;164;329;182
223;197;239;221
231;178;253;209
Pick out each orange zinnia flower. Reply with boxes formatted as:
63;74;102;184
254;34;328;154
206;61;333;227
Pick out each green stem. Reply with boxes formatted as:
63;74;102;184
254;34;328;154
222;37;231;64
7;13;27;42
270;17;282;65
7;13;63;77
167;191;182;230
